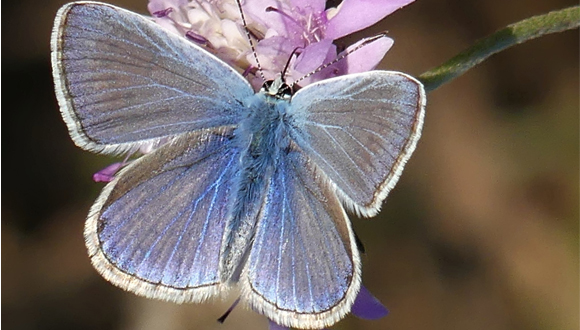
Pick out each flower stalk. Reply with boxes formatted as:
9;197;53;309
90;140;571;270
419;5;580;92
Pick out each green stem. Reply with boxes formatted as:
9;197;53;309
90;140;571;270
418;5;580;92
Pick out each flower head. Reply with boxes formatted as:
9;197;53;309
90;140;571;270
148;0;413;89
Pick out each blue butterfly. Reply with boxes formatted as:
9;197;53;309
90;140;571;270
51;2;425;328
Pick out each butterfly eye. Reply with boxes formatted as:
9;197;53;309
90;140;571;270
261;80;274;91
276;82;293;99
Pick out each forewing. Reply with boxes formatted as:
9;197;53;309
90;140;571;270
51;2;253;154
85;128;239;303
241;147;361;329
288;71;425;216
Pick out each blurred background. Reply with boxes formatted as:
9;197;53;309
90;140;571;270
2;0;578;329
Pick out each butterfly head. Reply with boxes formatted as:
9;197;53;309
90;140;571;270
260;77;293;100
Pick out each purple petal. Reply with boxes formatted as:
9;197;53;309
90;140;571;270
293;38;334;74
147;0;166;13
92;162;123;183
291;41;338;86
185;31;210;45
151;7;173;18
245;0;300;39
252;35;301;83
147;0;186;36
326;0;415;39
351;285;389;320
336;35;393;75
291;0;326;13
147;0;187;14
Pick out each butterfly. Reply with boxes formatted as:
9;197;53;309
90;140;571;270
51;1;425;328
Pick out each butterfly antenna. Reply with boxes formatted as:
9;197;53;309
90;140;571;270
291;32;389;87
217;297;241;323
281;47;302;81
236;0;266;82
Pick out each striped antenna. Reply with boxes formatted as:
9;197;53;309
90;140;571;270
235;0;266;82
291;32;389;87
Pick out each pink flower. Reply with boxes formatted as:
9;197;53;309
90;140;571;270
148;0;414;89
92;137;169;182
98;0;415;181
92;162;124;183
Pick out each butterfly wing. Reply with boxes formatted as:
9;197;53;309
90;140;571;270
240;146;361;329
51;2;254;154
288;71;425;216
86;128;240;302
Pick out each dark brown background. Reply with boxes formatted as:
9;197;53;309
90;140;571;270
2;0;578;329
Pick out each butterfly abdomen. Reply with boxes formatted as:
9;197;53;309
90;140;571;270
220;93;293;280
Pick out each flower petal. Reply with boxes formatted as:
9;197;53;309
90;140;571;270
336;35;393;75
293;38;334;74
147;0;187;14
326;0;415;39
244;0;296;38
92;162;123;183
292;41;337;85
290;0;326;13
351;285;389;320
147;0;188;36
253;36;298;72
